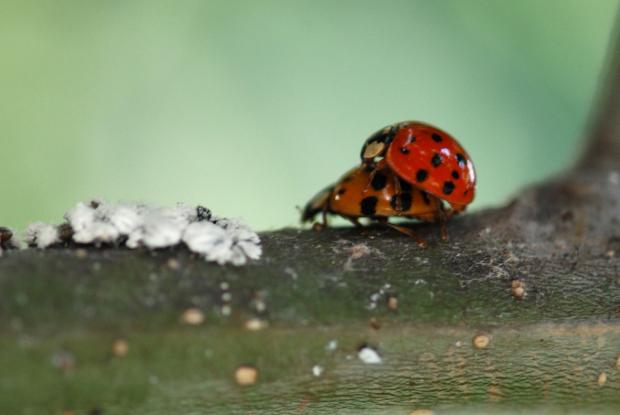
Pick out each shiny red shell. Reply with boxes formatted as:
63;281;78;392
363;122;476;207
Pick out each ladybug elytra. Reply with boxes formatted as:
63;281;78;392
302;162;447;246
361;121;476;210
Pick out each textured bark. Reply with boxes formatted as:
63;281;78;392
2;17;620;415
580;18;620;170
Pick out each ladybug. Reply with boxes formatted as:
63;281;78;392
302;162;448;246
360;121;476;211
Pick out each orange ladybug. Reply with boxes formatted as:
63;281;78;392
302;162;448;246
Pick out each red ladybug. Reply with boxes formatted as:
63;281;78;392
360;121;476;211
302;161;448;246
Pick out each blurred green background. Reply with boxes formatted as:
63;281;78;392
0;0;618;231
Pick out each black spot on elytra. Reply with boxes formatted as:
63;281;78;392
400;147;410;154
452;170;459;180
337;188;346;195
431;153;442;167
456;153;466;167
360;196;378;216
390;192;412;212
416;169;428;182
389;195;399;211
443;181;455;195
399;179;413;192
431;133;443;142
421;191;431;205
371;173;388;190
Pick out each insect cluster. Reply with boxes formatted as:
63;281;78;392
22;201;262;266
302;121;476;244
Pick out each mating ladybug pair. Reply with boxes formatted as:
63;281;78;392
302;121;476;245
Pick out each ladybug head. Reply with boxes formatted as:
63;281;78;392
301;185;333;223
360;124;399;164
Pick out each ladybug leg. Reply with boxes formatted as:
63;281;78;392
393;175;401;194
348;217;371;237
436;205;449;242
312;215;328;232
311;205;330;232
378;218;427;248
388;224;428;248
392;175;403;210
367;168;378;188
347;217;364;228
